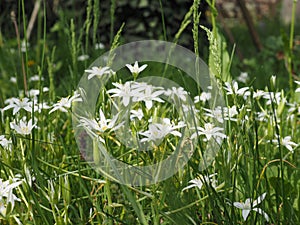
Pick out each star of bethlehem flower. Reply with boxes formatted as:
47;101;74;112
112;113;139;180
78;109;123;143
272;135;297;152
49;92;82;114
139;118;185;144
107;82;138;107
108;81;165;109
224;81;250;97
263;92;281;105
182;173;217;191
29;74;44;82
233;193;269;222
77;54;89;61
182;104;199;113
26;89;40;99
204;106;224;123
253;89;266;99
194;91;211;103
10;119;36;135
0;177;23;217
255;111;269;122
35;102;51;113
95;42;105;50
130;109;144;120
85;66;115;80
191;122;226;141
133;85;164;109
164;87;188;102
3;97;33;115
237;72;249;83
10;77;17;83
224;105;238;121
0;135;12;151
126;61;147;76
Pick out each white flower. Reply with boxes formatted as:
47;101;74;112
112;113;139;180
270;75;276;87
253;90;266;99
263;92;281;105
78;109;123;142
233;193;269;222
126;61;147;75
272;135;297;152
95;42;105;50
139;118;185;144
49;93;82;114
131;82;154;92
194;91;211;103
21;40;28;52
287;102;297;113
255;111;269;122
182;173;217;191
10;77;17;83
0;177;23;216
3;97;33;115
29;75;44;82
36;102;51;113
0;135;12;151
224;105;238;121
164;87;188;102
191;123;226;141
237;72;249;83
133;85;164;110
10;119;36;135
85;66;115;80
224;81;250;96
43;87;49;92
77;54;89;61
107;82;138;107
26;89;40;98
182;104;199;114
204;106;224;123
130;109;144;120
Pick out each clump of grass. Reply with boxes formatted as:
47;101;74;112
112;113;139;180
0;0;299;224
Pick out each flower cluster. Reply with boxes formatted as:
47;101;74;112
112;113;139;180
233;193;269;222
0;177;23;217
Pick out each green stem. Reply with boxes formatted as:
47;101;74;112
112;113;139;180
21;0;28;92
159;0;167;41
105;180;113;225
93;0;100;45
110;0;116;44
121;185;148;225
288;0;297;93
193;0;200;57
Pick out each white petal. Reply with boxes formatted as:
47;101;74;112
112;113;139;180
285;144;294;152
170;130;182;137
125;64;133;71
242;209;251;221
13;107;19;115
123;96;130;106
253;193;266;207
87;74;95;80
252;208;269;221
139;64;147;72
145;100;153;110
233;202;244;209
182;184;197;191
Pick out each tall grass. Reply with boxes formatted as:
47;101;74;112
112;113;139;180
0;0;299;224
